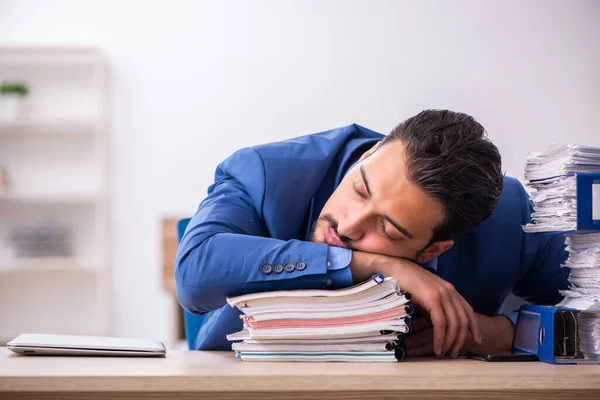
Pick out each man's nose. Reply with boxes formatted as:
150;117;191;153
337;211;367;241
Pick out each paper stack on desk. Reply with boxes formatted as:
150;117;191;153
522;143;600;310
226;274;412;362
574;309;600;360
558;232;600;310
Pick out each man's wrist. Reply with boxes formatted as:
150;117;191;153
493;315;515;352
465;314;515;355
349;251;380;283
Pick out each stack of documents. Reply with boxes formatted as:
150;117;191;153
558;232;600;310
522;175;578;233
524;143;600;181
226;274;412;362
575;310;600;360
522;143;600;311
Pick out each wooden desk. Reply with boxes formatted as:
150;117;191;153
1;348;599;399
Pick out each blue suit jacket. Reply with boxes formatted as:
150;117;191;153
175;124;569;350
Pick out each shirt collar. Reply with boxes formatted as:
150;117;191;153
421;257;438;273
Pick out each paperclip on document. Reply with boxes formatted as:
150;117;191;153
512;305;600;364
524;173;600;234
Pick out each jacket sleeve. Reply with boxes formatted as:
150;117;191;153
512;181;570;310
174;147;353;315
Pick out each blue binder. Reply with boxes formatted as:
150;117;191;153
512;305;599;364
571;173;600;232
530;173;600;234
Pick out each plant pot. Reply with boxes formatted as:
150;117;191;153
0;94;24;122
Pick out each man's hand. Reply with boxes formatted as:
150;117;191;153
350;250;482;358
405;313;515;358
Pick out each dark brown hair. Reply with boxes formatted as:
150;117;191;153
381;109;503;244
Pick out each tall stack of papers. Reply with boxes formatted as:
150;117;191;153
522;175;578;233
226;274;412;362
558;232;600;310
522;143;600;310
576;310;600;360
524;144;600;181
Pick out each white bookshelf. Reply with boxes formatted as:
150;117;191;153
0;47;110;343
0;119;100;137
0;193;98;204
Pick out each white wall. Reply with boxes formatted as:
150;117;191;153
1;0;598;346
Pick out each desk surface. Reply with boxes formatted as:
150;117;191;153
1;347;600;399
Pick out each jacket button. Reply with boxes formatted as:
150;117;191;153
296;262;307;271
261;264;273;274
273;263;284;273
284;263;295;272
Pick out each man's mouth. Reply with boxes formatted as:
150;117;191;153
324;225;345;248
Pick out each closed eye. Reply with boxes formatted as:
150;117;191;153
353;186;367;199
358;165;415;240
354;184;398;241
379;220;398;242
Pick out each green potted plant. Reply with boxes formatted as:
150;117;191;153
0;81;29;122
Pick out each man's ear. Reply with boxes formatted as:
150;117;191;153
357;141;381;163
415;240;454;264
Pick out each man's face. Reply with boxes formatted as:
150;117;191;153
310;140;448;262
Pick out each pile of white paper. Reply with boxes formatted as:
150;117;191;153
575;311;600;360
522;143;600;311
523;175;578;233
558;232;600;310
226;275;412;362
524;143;600;181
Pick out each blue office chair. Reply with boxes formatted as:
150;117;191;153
176;218;206;350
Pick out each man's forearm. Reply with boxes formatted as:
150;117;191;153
176;234;353;315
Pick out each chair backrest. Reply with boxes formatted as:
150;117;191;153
176;218;206;350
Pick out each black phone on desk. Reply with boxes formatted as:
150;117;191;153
466;352;538;362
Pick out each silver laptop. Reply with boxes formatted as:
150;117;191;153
7;333;167;357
